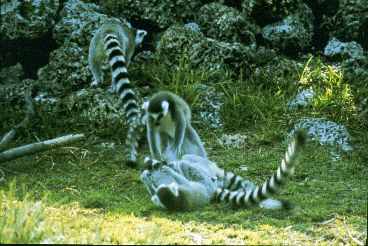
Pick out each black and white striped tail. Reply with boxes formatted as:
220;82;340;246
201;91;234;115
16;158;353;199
104;33;144;167
125;111;147;168
215;130;306;208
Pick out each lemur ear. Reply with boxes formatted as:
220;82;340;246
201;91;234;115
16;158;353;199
137;30;147;38
162;101;169;116
142;101;149;110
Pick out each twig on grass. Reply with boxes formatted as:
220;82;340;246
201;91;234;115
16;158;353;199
0;134;85;163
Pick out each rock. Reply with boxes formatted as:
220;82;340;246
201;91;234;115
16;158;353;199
261;3;314;55
155;24;256;76
0;63;24;85
53;0;123;46
1;0;58;39
290;117;352;151
251;57;303;91
241;0;301;27
38;0;136;95
321;0;368;50
195;85;225;130
324;37;364;60
288;89;315;110
217;133;247;149
197;2;259;45
184;23;201;33
99;0;199;28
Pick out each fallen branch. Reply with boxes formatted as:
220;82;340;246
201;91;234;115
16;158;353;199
0;91;35;152
0;134;85;163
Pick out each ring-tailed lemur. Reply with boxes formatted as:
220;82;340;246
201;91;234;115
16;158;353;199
88;19;147;167
140;130;306;212
141;91;207;162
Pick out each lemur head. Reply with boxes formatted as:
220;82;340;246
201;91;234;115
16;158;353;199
142;99;170;126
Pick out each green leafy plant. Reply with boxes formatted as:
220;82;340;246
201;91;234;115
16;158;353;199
299;57;357;125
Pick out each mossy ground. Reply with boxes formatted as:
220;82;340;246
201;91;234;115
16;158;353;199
0;127;366;244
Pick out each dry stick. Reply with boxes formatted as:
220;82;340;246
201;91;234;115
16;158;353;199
0;92;35;152
0;134;85;163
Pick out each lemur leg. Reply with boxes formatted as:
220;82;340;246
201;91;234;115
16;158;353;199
89;58;104;87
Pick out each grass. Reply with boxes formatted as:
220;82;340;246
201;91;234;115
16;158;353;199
1;57;367;244
0;134;367;244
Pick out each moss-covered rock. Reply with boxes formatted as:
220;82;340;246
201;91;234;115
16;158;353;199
1;0;59;40
99;0;200;28
197;3;259;45
155;25;256;75
261;3;314;55
241;0;301;27
321;0;368;50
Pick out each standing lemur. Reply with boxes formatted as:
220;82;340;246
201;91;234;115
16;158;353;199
141;130;306;212
88;19;147;167
89;20;206;167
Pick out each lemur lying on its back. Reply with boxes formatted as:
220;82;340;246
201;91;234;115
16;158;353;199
140;130;306;212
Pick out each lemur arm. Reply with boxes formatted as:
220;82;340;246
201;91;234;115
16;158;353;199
147;116;161;159
173;107;187;154
185;124;207;158
161;165;192;186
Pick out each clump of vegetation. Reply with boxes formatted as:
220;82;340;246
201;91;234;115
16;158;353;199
0;180;49;244
299;57;357;125
220;68;288;139
220;56;367;145
144;48;214;109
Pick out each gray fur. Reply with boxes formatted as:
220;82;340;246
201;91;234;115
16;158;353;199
88;19;146;167
142;91;207;162
140;131;306;212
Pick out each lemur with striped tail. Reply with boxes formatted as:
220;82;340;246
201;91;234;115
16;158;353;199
88;19;146;167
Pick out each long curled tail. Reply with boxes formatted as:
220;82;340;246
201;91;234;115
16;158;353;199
103;33;144;167
215;130;306;208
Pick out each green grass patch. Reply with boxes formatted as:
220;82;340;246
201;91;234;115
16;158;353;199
1;135;366;244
